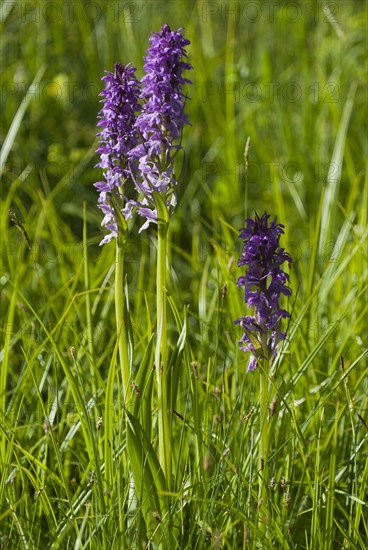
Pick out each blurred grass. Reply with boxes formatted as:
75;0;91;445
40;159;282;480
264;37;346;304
1;0;367;548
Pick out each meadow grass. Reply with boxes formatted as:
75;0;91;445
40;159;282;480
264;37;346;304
0;1;367;548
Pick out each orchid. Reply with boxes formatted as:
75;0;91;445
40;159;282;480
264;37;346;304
95;25;192;240
235;212;292;371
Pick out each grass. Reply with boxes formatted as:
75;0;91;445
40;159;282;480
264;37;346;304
1;0;367;548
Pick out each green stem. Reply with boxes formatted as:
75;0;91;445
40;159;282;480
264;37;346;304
111;195;130;549
156;220;171;486
258;359;270;536
115;242;130;404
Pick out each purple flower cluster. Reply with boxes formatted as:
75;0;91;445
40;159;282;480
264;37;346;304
129;24;192;230
235;213;292;372
95;24;192;241
95;64;141;245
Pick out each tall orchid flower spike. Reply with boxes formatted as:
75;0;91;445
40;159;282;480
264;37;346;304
235;212;292;372
234;212;292;536
95;63;141;245
129;23;192;231
94;63;142;403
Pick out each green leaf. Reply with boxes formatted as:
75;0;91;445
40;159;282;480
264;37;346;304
109;192;128;247
153;191;170;225
129;334;155;440
125;410;168;543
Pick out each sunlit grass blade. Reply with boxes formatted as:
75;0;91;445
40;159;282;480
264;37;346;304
0;66;45;178
318;82;357;255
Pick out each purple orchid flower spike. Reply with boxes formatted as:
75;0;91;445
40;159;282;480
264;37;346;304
94;63;141;244
235;212;292;372
129;23;192;230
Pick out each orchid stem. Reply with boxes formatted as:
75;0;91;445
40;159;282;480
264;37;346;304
116;241;130;405
156;220;171;487
258;358;270;538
